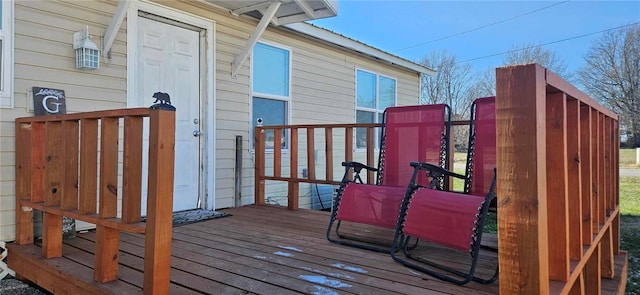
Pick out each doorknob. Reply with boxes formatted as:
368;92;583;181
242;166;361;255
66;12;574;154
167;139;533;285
193;130;201;137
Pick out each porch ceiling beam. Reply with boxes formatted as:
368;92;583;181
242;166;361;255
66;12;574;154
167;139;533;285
293;0;315;18
231;1;271;16
231;1;282;78
103;0;131;54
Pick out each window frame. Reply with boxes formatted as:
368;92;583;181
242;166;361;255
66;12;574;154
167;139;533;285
250;41;292;151
0;0;14;108
354;68;397;150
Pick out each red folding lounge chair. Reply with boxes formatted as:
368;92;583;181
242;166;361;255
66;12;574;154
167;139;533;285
390;96;498;285
327;104;451;253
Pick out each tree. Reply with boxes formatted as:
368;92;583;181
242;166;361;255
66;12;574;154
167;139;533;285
471;44;572;97
419;51;478;151
468;67;496;97
578;24;640;147
504;43;572;81
419;50;475;119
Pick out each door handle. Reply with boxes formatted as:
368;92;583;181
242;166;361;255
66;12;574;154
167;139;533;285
193;130;201;137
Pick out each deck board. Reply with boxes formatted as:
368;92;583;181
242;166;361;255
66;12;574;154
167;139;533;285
7;205;628;294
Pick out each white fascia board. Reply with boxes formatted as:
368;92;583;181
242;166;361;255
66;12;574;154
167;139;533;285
284;22;435;76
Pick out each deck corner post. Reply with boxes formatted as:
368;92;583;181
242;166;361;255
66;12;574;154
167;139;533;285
143;108;176;295
496;63;550;294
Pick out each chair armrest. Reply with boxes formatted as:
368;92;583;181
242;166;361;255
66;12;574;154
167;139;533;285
409;161;466;179
342;161;378;173
340;161;378;185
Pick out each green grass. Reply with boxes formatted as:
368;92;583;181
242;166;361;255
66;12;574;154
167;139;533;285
453;152;468;164
620;176;640;295
622;215;640;294
620;148;640;168
621;176;640;215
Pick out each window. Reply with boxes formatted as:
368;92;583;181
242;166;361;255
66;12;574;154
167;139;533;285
0;0;13;108
355;69;397;149
252;42;291;149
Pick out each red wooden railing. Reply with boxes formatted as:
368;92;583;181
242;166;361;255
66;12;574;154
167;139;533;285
12;107;175;295
254;63;626;294
496;63;624;294
254;123;381;210
254;122;461;210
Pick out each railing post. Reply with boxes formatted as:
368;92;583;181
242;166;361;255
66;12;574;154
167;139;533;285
143;107;176;295
288;181;299;210
15;122;34;245
366;127;375;184
289;128;299;209
496;64;549;294
254;127;266;205
306;128;316;180
273;128;282;178
325;128;334;181
344;127;353;181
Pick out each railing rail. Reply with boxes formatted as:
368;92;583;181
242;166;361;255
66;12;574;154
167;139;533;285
14;106;175;295
254;121;463;210
496;63;622;294
254;123;381;209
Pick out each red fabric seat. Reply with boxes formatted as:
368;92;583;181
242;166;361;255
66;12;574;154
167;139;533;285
336;184;406;229
403;189;485;252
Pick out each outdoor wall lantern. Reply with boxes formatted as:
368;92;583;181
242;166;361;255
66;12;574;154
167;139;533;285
73;27;100;70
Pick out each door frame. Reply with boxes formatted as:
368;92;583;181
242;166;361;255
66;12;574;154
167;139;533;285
126;0;216;210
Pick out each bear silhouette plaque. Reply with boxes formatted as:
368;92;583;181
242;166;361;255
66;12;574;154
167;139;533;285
149;92;176;111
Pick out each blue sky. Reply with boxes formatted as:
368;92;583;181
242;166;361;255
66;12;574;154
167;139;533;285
310;1;640;75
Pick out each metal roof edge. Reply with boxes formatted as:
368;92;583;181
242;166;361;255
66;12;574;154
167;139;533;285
283;22;436;76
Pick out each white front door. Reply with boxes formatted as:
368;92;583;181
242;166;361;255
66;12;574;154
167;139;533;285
135;16;201;214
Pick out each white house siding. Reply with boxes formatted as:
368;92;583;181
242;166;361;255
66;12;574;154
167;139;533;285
0;0;128;241
0;0;421;242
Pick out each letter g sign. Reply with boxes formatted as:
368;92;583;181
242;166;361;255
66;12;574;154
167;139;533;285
42;95;63;113
32;87;66;116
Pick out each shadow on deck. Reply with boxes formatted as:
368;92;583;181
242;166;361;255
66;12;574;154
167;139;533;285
7;205;627;294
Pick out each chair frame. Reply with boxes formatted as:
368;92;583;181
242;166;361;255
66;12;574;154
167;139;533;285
391;162;498;285
327;104;451;253
389;97;498;285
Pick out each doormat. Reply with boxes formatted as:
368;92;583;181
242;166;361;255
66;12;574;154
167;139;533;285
142;209;230;226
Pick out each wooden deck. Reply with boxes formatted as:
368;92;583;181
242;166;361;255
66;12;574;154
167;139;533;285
8;205;627;294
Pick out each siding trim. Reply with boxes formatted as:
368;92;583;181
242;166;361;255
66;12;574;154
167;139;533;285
0;0;14;108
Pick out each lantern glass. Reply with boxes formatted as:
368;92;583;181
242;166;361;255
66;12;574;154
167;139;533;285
75;47;99;70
